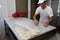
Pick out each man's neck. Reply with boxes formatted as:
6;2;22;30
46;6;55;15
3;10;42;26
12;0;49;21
42;5;46;10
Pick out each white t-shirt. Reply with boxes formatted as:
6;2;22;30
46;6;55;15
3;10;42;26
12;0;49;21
35;6;53;23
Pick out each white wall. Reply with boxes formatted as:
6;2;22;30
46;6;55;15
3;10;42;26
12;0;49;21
28;0;31;19
7;0;16;17
0;0;8;38
0;0;16;18
0;0;16;38
0;0;8;18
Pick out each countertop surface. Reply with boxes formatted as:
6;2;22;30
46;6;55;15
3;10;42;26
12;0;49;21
4;17;56;40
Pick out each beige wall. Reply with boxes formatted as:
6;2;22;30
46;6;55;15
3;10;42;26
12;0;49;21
16;0;28;13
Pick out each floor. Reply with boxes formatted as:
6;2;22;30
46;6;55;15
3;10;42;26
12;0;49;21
56;33;60;40
0;34;11;40
0;33;60;40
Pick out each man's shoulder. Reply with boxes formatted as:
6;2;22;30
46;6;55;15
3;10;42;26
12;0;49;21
36;6;41;10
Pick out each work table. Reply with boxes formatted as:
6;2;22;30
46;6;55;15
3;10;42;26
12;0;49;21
4;17;56;40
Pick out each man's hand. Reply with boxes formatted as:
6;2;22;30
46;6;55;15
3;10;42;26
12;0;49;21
34;20;39;26
44;22;49;27
44;16;53;27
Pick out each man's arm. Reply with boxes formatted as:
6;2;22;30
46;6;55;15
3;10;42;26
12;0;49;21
48;16;53;23
33;14;39;25
44;16;53;27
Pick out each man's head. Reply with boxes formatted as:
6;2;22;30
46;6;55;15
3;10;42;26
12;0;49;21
38;0;46;9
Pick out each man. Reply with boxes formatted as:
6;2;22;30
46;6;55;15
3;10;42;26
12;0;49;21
33;0;53;27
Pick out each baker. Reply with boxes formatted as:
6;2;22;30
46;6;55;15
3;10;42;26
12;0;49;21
33;0;53;27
